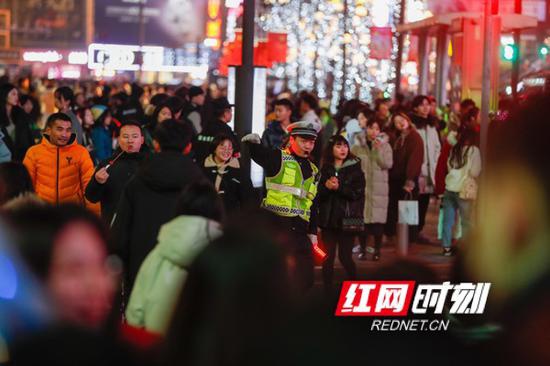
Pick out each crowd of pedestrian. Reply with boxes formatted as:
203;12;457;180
0;78;547;365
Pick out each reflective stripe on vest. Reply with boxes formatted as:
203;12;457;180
263;150;318;222
265;182;315;200
261;203;310;218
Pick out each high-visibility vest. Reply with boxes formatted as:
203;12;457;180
262;149;319;222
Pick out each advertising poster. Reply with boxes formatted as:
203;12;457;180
94;0;207;47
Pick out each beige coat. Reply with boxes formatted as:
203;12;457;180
352;133;393;224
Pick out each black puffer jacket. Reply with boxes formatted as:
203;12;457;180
110;151;205;293
318;157;365;230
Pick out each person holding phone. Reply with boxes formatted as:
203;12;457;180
85;121;145;223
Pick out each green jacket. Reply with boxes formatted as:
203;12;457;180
125;215;222;334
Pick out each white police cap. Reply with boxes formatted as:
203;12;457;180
287;121;321;139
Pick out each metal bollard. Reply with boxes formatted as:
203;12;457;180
396;223;409;256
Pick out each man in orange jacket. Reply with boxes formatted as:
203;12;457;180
23;112;99;213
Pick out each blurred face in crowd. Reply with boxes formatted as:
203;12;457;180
460;103;475;117
118;125;144;153
415;98;431;118
54;93;70;111
47;120;73;146
221;108;233;123
275;105;292;124
357;112;369;129
393;114;410;132
191;93;205;106
290;135;315;158
102;112;112;127
47;221;115;328
214;139;233;163
366;122;381;141
299;100;310;115
22;99;33;115
82;109;94;128
157;107;172;124
6;88;18;107
376;103;390;120
333;141;349;161
75;93;86;108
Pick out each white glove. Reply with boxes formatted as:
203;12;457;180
241;133;261;144
308;234;318;246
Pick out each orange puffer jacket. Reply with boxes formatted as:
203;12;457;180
23;134;100;214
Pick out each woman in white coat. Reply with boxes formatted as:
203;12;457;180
352;120;393;261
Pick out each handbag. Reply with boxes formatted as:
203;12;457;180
342;201;364;232
459;177;478;200
398;192;419;225
458;147;478;200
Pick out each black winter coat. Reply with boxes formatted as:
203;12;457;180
85;150;145;224
202;155;255;212
318;157;365;230
1;106;35;161
110;151;205;293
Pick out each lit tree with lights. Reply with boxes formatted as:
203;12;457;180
261;0;405;109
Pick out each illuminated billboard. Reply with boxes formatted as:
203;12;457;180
94;0;207;47
7;0;88;48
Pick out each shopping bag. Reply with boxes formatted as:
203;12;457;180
398;194;419;225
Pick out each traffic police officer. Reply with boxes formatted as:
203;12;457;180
242;121;321;291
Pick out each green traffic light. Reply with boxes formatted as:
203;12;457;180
539;45;549;57
502;44;517;62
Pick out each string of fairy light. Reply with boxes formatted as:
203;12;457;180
260;0;404;110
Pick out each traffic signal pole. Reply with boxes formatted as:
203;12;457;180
481;0;498;163
234;0;255;176
511;0;522;102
